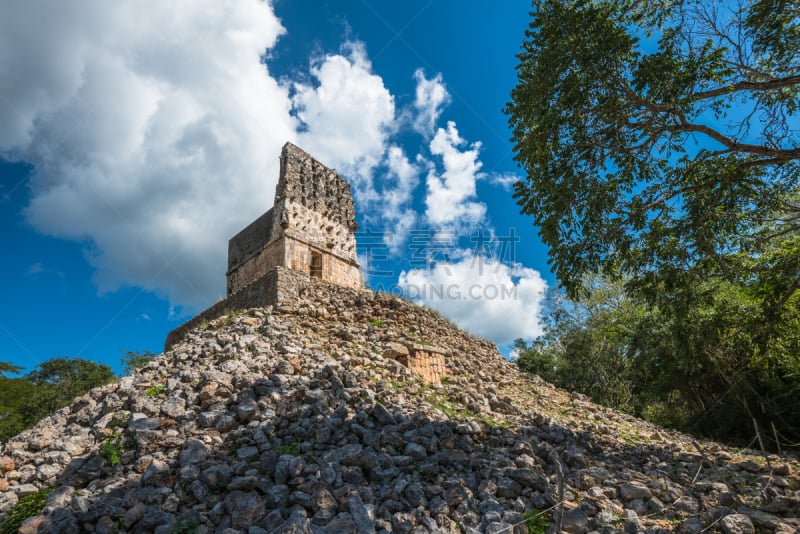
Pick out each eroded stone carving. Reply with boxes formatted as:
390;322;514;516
226;142;363;295
384;342;448;384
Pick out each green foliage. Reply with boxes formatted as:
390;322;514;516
507;0;800;451
0;370;36;440
101;433;123;467
120;349;157;375
514;277;643;411
745;0;800;68
428;396;473;420
523;510;549;534
0;486;55;534
514;339;557;384
370;319;384;327
0;363;22;377
507;0;800;299
276;443;300;456
106;412;130;429
24;357;115;421
515;274;800;449
169;518;199;534
145;385;166;397
0;357;115;441
481;416;510;429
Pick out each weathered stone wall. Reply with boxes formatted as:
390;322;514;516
228;235;361;295
225;142;362;295
227;208;276;273
226;239;285;296
280;201;356;264
283;235;363;290
165;267;313;350
408;344;448;383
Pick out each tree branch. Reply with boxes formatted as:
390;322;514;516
773;276;800;312
691;75;800;101
671;121;800;160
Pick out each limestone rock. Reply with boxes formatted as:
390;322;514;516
720;514;755;534
0;280;798;534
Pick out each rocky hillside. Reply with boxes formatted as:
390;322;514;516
0;279;798;533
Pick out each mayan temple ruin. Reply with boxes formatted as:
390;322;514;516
164;142;451;384
165;142;364;349
226;142;363;295
3;147;799;534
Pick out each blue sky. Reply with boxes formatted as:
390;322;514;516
0;0;552;375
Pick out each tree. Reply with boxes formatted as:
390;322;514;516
505;0;800;449
515;277;644;410
0;363;22;377
515;275;800;447
0;362;33;440
506;0;799;300
0;357;115;441
23;357;115;420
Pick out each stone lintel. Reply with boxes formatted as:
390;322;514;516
282;232;361;268
406;343;448;355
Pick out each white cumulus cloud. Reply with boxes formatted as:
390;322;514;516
398;254;547;345
425;122;487;232
380;146;421;252
0;1;549;346
291;42;396;203
412;70;451;137
0;0;296;311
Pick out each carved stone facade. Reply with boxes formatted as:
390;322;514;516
226;142;362;295
384;343;448;384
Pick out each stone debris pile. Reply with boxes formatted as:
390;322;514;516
0;279;798;533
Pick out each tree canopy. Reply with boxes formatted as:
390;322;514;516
0;357;115;441
506;0;799;302
506;0;800;449
514;274;800;448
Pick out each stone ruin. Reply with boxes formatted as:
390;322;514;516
164;142;448;383
226;142;363;295
384;343;448;384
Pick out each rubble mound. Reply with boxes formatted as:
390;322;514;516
1;279;798;533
